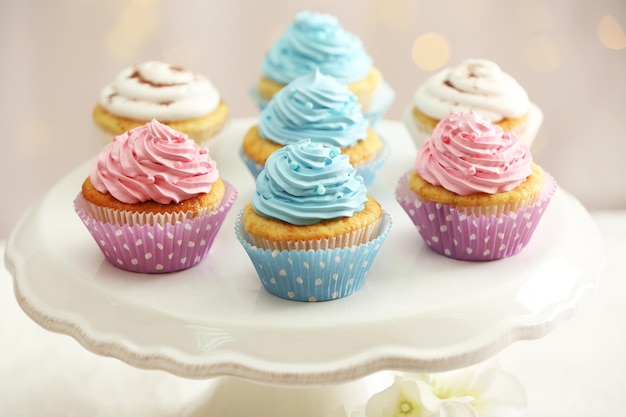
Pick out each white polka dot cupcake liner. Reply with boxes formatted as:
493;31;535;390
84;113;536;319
402;103;544;151
73;182;238;273
356;135;390;187
401;106;431;151
395;171;557;261
239;147;265;180
246;215;382;252
362;80;395;127
248;81;395;127
239;136;390;188
234;211;392;302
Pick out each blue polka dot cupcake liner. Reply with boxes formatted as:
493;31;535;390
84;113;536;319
248;84;270;112
356;134;390;187
248;81;395;127
395;171;557;261
239;146;265;179
402;103;545;152
74;182;238;273
234;210;392;301
362;80;395;127
239;136;389;188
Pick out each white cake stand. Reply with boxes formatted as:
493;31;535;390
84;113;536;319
4;119;605;417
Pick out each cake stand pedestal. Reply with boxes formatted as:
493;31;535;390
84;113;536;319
4;119;605;417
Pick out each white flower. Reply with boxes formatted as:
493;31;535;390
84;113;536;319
364;375;441;417
420;368;527;417
335;366;526;417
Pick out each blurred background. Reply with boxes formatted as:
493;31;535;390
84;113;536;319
1;0;625;239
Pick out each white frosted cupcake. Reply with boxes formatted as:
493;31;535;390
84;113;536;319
93;61;229;145
403;59;542;149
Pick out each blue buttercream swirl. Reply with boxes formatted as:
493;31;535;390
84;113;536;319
252;139;368;225
258;71;368;148
261;11;373;84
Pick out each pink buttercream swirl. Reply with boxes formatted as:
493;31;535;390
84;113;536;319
90;119;219;204
415;111;532;195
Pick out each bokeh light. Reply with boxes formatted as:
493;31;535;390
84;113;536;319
263;25;285;51
15;119;53;159
370;0;419;29
162;40;201;68
515;0;553;32
104;0;160;60
525;35;560;72
445;0;488;21
598;14;626;50
411;32;450;71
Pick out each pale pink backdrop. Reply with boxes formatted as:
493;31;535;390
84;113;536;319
1;0;625;238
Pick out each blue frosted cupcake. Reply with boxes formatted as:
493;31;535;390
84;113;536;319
251;10;394;125
235;139;392;302
242;70;389;186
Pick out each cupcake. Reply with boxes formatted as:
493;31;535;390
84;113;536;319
396;111;556;261
252;11;395;125
74;119;237;273
403;59;543;149
93;61;229;145
241;70;389;186
235;139;392;301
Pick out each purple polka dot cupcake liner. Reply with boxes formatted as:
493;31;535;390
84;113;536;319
249;81;395;127
74;182;238;273
234;211;392;301
395;171;557;261
239;136;389;188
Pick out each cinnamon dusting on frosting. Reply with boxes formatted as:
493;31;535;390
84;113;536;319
98;61;220;121
129;69;186;88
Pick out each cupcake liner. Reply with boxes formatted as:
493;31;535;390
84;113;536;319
402;106;430;151
94;119;230;149
239;146;266;179
239;134;389;187
395;171;557;261
363;80;395;127
355;133;390;187
235;211;392;301
249;83;270;112
247;216;383;251
94;124;118;146
519;103;544;150
80;199;220;227
74;181;238;273
199;118;232;157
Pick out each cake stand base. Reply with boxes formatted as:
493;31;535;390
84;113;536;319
180;374;393;417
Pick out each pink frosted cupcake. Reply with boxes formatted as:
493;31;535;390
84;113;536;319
396;111;556;261
74;119;237;273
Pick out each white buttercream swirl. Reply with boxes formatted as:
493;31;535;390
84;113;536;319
99;61;220;121
413;59;530;122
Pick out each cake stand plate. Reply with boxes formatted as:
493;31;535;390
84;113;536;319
4;119;604;415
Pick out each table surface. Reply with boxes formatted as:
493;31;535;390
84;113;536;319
2;211;625;416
